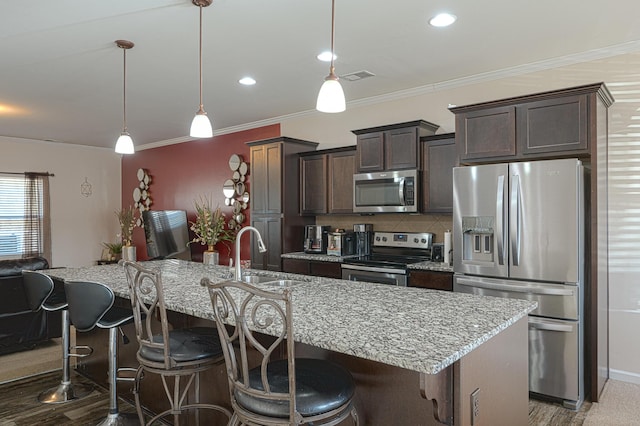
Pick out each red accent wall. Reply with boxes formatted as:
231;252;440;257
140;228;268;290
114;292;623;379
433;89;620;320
121;124;280;266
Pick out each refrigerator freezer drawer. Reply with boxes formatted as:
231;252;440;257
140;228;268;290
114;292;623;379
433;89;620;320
529;317;581;404
454;275;580;320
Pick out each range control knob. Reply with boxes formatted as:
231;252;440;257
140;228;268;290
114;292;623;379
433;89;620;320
375;236;381;241
421;238;427;243
413;238;419;243
382;236;387;242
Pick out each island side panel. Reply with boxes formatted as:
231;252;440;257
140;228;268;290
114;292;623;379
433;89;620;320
454;317;528;426
295;343;442;426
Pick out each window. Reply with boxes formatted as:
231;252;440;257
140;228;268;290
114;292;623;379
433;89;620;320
0;173;51;261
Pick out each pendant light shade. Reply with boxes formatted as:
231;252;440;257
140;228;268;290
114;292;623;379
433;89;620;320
114;40;135;154
115;132;134;154
190;0;213;138
316;0;345;113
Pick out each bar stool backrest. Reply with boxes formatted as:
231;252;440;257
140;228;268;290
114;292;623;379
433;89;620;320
202;279;298;422
121;261;172;369
64;281;114;332
22;270;55;312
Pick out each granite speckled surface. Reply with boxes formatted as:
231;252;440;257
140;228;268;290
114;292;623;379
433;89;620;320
281;251;356;262
407;261;453;273
282;251;453;272
44;259;535;375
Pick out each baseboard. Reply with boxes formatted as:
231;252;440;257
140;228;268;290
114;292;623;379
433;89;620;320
609;368;640;385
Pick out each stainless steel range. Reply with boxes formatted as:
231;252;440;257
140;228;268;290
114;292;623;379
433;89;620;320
341;231;433;286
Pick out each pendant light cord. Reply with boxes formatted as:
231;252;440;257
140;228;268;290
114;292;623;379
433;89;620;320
122;47;128;132
198;4;204;112
329;0;336;78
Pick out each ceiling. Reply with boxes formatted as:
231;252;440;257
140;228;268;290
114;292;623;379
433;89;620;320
2;0;640;150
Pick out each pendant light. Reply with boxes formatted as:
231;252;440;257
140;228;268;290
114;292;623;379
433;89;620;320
316;0;345;113
114;40;135;154
190;0;213;138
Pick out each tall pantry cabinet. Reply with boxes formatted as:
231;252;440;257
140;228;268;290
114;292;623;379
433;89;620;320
248;137;318;271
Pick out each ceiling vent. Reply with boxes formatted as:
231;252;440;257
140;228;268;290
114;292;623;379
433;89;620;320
340;70;375;82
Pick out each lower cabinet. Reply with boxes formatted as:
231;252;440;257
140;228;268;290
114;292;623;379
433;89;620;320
282;258;342;279
408;270;453;291
250;216;283;271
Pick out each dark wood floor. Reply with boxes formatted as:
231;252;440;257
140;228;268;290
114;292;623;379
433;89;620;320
0;370;140;426
1;370;588;425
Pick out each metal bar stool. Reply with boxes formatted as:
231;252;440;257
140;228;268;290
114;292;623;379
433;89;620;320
121;260;231;426
201;278;359;426
64;280;138;426
22;270;93;403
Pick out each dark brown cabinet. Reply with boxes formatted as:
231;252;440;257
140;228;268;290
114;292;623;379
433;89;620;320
282;258;342;279
248;137;318;271
421;133;458;213
451;82;615;403
352;120;439;172
300;147;356;215
408;270;453;291
453;86;594;163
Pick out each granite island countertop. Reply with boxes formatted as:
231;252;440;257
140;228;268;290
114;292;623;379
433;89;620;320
44;259;535;375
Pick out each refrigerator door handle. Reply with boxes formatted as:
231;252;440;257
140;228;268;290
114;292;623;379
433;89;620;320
510;174;521;266
528;319;574;333
496;174;506;265
456;277;576;296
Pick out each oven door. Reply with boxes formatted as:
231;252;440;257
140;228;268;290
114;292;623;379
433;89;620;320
341;264;407;286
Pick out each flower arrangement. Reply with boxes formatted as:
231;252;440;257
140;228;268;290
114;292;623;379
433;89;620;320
189;196;234;251
116;205;136;246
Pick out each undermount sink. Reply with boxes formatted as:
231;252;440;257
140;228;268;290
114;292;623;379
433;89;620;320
240;275;300;287
263;279;299;287
240;275;277;284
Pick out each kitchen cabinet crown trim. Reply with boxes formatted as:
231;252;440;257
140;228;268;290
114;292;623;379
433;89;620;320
449;82;613;113
247;136;319;148
351;119;440;135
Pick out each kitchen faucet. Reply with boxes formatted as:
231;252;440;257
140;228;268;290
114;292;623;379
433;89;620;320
235;226;267;281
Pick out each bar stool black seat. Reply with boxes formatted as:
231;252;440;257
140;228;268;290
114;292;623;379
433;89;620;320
64;280;138;426
201;278;360;426
121;260;231;426
21;270;93;403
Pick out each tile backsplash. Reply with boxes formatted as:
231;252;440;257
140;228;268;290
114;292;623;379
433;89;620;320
316;214;453;243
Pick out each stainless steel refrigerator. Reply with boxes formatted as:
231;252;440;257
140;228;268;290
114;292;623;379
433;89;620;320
452;158;585;409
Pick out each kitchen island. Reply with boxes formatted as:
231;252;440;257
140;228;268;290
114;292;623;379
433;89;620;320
45;259;535;425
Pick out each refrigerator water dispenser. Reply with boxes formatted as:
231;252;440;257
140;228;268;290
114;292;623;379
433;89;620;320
462;217;494;263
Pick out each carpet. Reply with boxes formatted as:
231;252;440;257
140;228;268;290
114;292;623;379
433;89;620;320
583;379;640;425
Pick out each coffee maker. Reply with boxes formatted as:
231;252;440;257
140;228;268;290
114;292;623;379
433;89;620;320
304;225;331;254
353;224;373;256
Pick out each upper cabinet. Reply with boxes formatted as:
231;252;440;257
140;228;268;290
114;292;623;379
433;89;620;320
451;83;611;164
300;146;356;215
352;120;439;172
421;133;458;213
248;137;318;271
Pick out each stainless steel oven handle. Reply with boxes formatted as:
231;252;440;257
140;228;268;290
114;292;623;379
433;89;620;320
528;319;574;333
341;263;407;275
456;277;575;296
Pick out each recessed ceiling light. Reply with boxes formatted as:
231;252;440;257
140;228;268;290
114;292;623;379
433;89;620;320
429;13;457;27
317;51;337;62
239;77;256;86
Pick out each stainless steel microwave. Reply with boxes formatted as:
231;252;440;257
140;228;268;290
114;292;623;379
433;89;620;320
353;169;419;213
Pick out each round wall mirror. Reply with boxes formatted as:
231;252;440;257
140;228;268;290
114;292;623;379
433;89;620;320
238;162;248;175
223;179;236;198
228;154;242;171
235;181;245;196
241;192;250;203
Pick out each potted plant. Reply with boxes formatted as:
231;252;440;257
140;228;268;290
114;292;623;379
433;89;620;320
116;205;137;261
102;242;123;261
189;196;234;265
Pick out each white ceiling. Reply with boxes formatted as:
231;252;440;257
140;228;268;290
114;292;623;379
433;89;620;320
2;0;640;150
